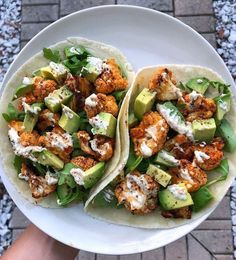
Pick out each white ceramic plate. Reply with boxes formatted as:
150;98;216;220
1;5;234;255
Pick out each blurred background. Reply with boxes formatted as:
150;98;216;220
0;0;236;259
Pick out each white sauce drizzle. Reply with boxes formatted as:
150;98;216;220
22;77;33;85
168;184;187;200
22;102;41;114
62;106;73;119
145;125;157;141
140;142;153;157
90;138;109;155
45;171;58;185
85;94;98;108
70;167;85;185
160;150;180;165
180;168;193;182
49;61;68;75
45;132;72;151
8;128;45;162
194;150;210;163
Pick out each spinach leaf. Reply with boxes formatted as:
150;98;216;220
2;103;25;122
210;81;231;95
13;156;24;174
206;159;229;187
43;48;61;63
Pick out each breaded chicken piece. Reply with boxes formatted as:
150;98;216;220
130;111;169;157
169;159;207;192
148;68;181;101
65;75;93;98
71;156;97;171
18;76;57;109
77;131;114;161
84;93;119;118
115;171;159;214
39;131;73;162
193;137;224;171
95;58;128;94
164;134;194;161
178;91;216;122
9;120;24;134
162;207;192;219
20;163;56;199
37;109;60;131
19;131;40;147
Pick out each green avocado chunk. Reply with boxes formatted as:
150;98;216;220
186;77;209;94
154;150;179;167
215;93;231;122
83;162;105;189
128;113;139;128
13;84;34;100
45;86;73;113
134;88;156;120
40;62;68;84
34;150;64;170
192;186;214;212
159;183;193;210
216;119;236;152
23;103;44;133
192;118;216;143
83;57;103;83
58;105;80;134
90;112;117;138
146;164;172;187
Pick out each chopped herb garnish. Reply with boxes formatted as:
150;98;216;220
43;48;61;63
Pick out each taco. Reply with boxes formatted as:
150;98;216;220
85;65;236;228
0;37;134;208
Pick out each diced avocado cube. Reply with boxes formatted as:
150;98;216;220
34;150;64;170
89;112;117;138
23;103;44;133
72;133;80;149
45;86;73;113
83;57;103;83
58;105;80;134
58;163;77;188
40;62;68;84
134;88;156;120
83;162;105;189
215;93;231;122
159;183;193;210
146;164;172;187
192;186;214;212
216;119;236;152
186;77;209;94
128;113;139;128
13;84;34;100
192;118;216;143
154;150;179;167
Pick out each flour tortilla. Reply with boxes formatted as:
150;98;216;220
85;65;236;228
0;37;134;208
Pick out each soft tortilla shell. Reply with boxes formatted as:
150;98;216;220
0;37;134;208
85;65;236;228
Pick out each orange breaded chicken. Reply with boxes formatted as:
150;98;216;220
130;111;169;157
169;159;207;192
77;131;114;161
95;58;128;94
193;137;224;171
177;91;216;122
115;171;159;214
39;131;73;162
71;156;97;171
18;76;57;109
19;131;40;147
162;207;192;219
37;109;60;131
65;75;93;98
20;163;56;199
148;68;180;101
9;120;24;134
164;134;194;161
84;93;119;118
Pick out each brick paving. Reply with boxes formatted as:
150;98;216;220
6;0;234;259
